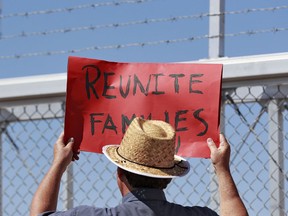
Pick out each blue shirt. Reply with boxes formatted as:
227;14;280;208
40;188;219;216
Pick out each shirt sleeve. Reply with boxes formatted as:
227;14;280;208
193;206;219;216
37;205;109;216
38;211;55;216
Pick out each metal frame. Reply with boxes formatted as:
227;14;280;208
1;52;287;105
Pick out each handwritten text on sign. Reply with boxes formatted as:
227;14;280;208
64;56;223;158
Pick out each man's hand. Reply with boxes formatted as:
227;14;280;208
52;132;79;173
207;134;230;173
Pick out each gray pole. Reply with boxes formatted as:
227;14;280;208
209;0;225;58
268;98;285;216
60;102;73;210
0;124;3;216
62;164;74;209
209;92;226;213
0;0;2;39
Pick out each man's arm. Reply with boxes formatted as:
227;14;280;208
30;132;79;216
207;134;248;216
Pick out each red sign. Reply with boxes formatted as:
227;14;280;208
64;56;222;158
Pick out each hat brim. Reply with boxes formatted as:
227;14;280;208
103;145;190;178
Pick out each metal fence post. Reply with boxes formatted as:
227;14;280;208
62;164;74;209
0;0;2;39
209;0;225;58
61;100;73;210
208;0;225;211
209;92;226;212
0;123;3;216
268;98;285;216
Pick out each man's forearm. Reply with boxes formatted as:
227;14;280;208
217;169;248;216
30;164;64;216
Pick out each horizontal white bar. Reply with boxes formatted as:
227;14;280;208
0;52;288;103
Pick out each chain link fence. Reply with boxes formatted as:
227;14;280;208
0;81;287;216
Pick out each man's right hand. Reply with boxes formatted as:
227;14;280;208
207;134;231;173
207;134;248;216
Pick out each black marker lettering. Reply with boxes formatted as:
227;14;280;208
193;108;208;136
169;74;185;93
102;114;117;134
102;72;116;99
121;114;136;134
119;75;131;98
175;136;181;154
152;74;165;95
189;74;203;94
133;74;151;96
90;113;104;135
175;110;188;132
164;110;170;124
84;65;102;99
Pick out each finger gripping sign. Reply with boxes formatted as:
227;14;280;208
64;56;223;158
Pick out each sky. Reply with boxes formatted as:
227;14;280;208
0;0;288;79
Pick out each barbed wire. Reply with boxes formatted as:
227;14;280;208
0;14;202;40
224;4;288;15
224;27;288;37
1;5;287;40
0;26;287;60
0;0;152;19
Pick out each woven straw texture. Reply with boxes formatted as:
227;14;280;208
103;117;190;178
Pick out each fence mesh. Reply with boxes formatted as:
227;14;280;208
0;83;287;216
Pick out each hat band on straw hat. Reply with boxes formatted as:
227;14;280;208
116;147;188;170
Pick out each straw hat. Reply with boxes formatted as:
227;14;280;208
102;117;190;178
